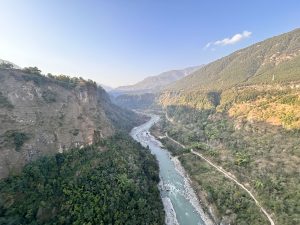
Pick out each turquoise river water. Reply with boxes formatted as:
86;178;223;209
130;115;211;225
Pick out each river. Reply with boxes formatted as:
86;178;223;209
130;114;213;225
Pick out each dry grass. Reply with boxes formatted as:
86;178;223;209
229;92;300;129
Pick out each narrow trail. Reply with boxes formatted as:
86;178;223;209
190;150;275;225
164;113;275;225
165;132;185;148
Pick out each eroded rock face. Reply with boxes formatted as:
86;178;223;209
0;70;115;178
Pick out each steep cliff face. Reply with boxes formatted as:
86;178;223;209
0;69;139;178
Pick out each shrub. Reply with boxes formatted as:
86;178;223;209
280;112;298;126
42;90;56;103
23;67;41;75
0;92;13;109
5;131;30;151
279;95;300;105
23;73;46;85
234;152;250;166
0;62;13;69
70;129;80;136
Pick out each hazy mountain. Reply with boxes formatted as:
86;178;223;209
100;83;114;92
112;65;203;109
115;65;203;94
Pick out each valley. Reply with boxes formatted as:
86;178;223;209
0;68;165;224
131;114;213;225
111;28;300;225
0;23;299;225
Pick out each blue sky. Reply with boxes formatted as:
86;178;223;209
0;0;299;87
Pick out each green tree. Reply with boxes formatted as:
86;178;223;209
23;66;41;75
0;62;13;69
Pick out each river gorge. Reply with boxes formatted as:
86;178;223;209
130;115;213;225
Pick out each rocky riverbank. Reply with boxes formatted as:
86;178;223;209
161;195;180;225
172;156;216;225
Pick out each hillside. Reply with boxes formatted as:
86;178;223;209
115;65;202;94
166;28;300;92
0;68;144;179
159;28;300;130
0;134;164;224
112;66;203;109
154;28;300;224
113;93;157;110
0;59;21;69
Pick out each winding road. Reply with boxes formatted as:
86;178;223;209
164;113;275;225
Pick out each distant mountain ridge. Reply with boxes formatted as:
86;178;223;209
165;28;300;92
115;65;203;94
100;84;114;92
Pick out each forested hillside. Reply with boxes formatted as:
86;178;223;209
0;64;164;225
0;133;164;225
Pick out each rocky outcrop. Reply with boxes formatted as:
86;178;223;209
0;69;137;178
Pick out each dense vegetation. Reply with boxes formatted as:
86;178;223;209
20;68;97;90
0;133;165;225
160;101;300;224
225;88;300;130
181;154;268;225
150;121;189;156
154;66;300;224
154;28;300;225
